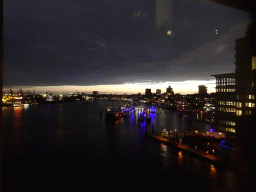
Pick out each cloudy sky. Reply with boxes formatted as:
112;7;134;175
3;0;253;94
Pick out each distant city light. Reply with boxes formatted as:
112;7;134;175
14;97;23;100
3;80;216;95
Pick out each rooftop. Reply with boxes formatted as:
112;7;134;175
211;73;236;78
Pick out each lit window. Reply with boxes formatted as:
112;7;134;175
226;128;235;133
236;102;242;108
236;110;242;116
231;122;236;126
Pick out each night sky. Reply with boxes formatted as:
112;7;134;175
3;0;253;94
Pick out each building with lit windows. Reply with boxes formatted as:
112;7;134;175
211;73;236;136
235;29;255;118
234;22;255;165
156;89;161;95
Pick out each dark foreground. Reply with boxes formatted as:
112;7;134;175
1;101;250;191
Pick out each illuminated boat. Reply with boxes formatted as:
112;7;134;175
13;103;23;108
138;111;147;120
123;106;135;116
138;111;151;122
106;107;124;120
149;106;156;113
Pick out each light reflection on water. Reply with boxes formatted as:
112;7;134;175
2;101;249;191
177;151;183;165
10;107;24;157
210;164;217;176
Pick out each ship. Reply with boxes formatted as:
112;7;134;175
138;109;151;122
105;107;124;121
149;106;156;113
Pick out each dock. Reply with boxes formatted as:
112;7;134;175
144;133;224;165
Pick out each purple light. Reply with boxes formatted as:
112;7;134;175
219;140;235;150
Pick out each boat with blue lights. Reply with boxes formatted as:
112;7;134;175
149;106;156;113
138;110;151;122
123;106;135;116
138;111;147;121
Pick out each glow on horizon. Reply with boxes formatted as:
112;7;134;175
3;80;216;95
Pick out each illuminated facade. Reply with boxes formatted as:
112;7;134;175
211;73;236;135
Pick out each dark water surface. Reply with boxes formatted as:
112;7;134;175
1;100;249;191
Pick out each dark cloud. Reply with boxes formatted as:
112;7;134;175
3;0;253;87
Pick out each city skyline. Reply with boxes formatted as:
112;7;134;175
3;0;253;93
2;79;215;95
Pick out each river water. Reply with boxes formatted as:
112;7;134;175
1;100;249;191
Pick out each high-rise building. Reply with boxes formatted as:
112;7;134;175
166;86;173;96
145;89;152;99
156;89;161;95
234;22;255;165
235;23;255;117
211;73;236;135
93;91;98;97
198;85;207;94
